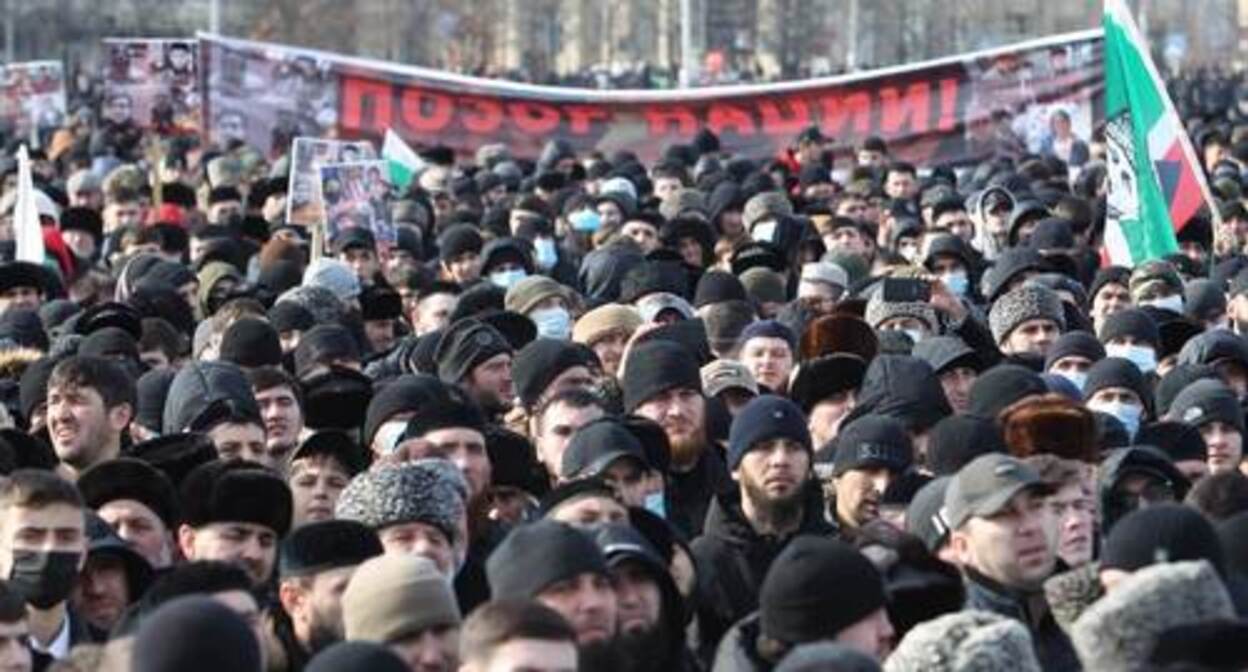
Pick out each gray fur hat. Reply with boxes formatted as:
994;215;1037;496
742;190;793;230
776;642;880;672
276;285;347;326
988;284;1066;344
883;610;1041;672
864;295;938;332
1070;560;1235;672
335;459;467;544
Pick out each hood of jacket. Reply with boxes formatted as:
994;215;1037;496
841;355;951;434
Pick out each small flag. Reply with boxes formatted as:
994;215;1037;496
13;145;44;264
382;129;423;191
1102;0;1218;267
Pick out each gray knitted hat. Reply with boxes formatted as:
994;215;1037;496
743;190;793;230
335;459;467;543
884;610;1041;672
988;284;1066;344
864;295;938;331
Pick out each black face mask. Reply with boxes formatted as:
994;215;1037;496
9;550;81;609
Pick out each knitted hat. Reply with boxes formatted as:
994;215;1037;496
437;224;483;262
1101;504;1224;575
302;258;360;303
727;396;812;469
342;554;461;644
739;267;787;305
511;339;598;410
435;318;512;384
1136;421;1208;464
504;275;573;316
864;295;937;332
738;319;797;353
830;415;913;476
486;520;608;599
884;610;1041;672
1083;357;1153;415
693;270;749;308
621;341;702;413
1098;308;1161;349
989;285;1066;344
743;190;793;230
1044;331;1106;370
572;304;642;346
1167;379;1245;434
306;642;408;672
133;597;261;672
760;536;886;643
218;317;282;369
334;460;467;544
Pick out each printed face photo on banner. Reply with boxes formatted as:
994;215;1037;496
102;39;200;135
0;62;66;134
286;137;376;228
319;159;395;246
205;42;338;157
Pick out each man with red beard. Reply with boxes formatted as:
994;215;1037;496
623;341;729;537
689;396;835;665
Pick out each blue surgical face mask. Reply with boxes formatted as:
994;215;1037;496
1142;294;1184;314
1058;370;1088;392
1106;343;1157;375
530;306;571;340
942;271;969;297
1090;400;1143;440
490;268;527;289
534;238;558;270
644;492;667;519
570;210;601;233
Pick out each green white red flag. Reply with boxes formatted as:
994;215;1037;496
1102;0;1216;266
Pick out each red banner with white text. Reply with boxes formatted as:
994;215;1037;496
200;30;1103;166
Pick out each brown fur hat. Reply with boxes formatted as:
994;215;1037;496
1001;393;1098;462
799;314;878;362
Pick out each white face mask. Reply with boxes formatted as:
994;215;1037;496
902;328;925;345
1089;400;1143;440
490;268;527;289
942;271;970;297
373;419;408;455
1142;294;1184;314
534;238;558;270
1106;343;1157;374
1058;370;1087;392
530;306;572;340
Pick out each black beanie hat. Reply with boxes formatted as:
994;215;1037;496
1136;421;1208;464
487;520;608;600
1155;363;1219;417
1168;379;1245;434
760;536;886;643
926;414;1008;476
133;596;261;672
1083;357;1153;415
694;270;749;308
293;324;360;379
78;325;140;362
1101;504;1224;575
306;642;408;672
434;318;512;385
360;286;403;322
179;460;293;536
278;519;383;579
134;367;177;433
621;341;702;413
401;392;486;441
219;317;282;369
362;374;449;449
967;364;1047;421
1044;330;1106;370
18;356;59;422
727;396;812;469
438;225;484;263
78;457;180;530
1097;307;1161;349
830;414;913;476
1089;266;1131;305
511;339;599;411
268;301;315;334
0;309;47;351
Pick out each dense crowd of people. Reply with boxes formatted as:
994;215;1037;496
0;61;1245;672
